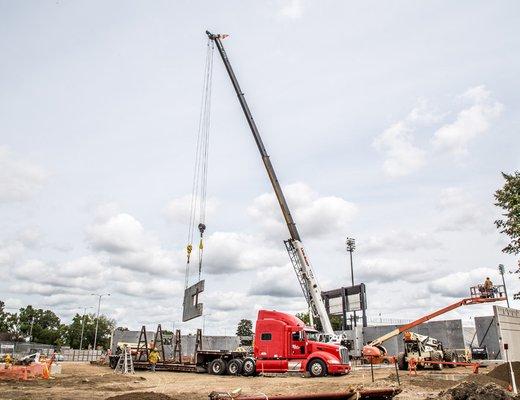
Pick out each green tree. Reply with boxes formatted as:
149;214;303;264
495;171;520;255
236;319;253;337
295;312;343;331
17;305;64;345
74;314;115;349
0;301;11;332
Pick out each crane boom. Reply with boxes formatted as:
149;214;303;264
206;31;334;335
368;296;506;347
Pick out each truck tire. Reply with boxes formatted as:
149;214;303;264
209;359;226;375
445;352;457;368
242;357;256;376
227;359;243;375
308;359;327;377
397;353;408;371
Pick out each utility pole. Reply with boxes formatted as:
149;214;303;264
29;316;34;342
79;307;93;350
346;237;356;327
91;293;110;350
498;264;510;308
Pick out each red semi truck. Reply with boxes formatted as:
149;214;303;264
202;310;350;377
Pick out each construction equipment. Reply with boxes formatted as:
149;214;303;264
206;30;335;338
362;285;507;361
114;346;134;374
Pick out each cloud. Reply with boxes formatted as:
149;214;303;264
200;231;287;275
248;266;302;298
278;0;304;19
87;209;183;276
432;86;503;156
0;146;48;203
436;187;494;233
247;183;357;239
361;230;441;254
356;257;446;284
428;267;496;298
164;195;219;225
373;101;435;177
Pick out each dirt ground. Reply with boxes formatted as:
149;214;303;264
0;362;506;400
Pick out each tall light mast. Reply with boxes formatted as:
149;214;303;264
206;31;334;335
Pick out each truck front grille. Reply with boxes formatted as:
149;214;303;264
340;346;349;364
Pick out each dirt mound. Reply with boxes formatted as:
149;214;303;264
427;382;520;400
463;373;510;389
106;392;173;400
488;362;520;385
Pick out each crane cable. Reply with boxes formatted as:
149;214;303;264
185;38;214;288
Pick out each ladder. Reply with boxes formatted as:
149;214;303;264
114;346;134;374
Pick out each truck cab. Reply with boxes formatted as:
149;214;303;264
253;310;350;376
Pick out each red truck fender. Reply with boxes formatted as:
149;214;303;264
302;350;342;371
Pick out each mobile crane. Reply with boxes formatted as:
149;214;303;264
206;31;335;337
362;285;507;364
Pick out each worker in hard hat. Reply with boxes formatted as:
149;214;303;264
4;353;12;368
483;277;494;298
148;348;160;372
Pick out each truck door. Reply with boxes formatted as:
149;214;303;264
290;330;306;358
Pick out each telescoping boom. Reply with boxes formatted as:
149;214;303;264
206;31;334;336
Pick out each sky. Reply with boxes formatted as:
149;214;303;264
1;0;519;335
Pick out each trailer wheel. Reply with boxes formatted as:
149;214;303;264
308;359;327;377
242;357;256;376
209;359;226;375
226;359;243;376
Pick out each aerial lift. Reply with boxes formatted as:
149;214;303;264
206;31;335;337
362;285;507;363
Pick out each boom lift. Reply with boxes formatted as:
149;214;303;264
206;31;335;337
362;285;507;362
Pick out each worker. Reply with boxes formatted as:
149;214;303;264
483;277;494;298
4;353;12;368
148;348;160;372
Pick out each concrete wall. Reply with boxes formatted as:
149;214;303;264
362;319;465;356
475;315;501;360
495;306;520;362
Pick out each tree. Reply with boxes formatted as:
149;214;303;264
0;301;11;332
236;319;253;336
495;171;520;255
295;312;343;331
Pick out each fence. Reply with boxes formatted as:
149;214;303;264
59;349;103;362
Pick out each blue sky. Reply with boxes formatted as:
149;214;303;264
1;0;519;333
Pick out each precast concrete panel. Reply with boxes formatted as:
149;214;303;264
475;316;501;360
494;306;520;362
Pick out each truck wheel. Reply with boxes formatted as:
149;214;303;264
446;352;457;368
308;359;327;377
227;359;243;376
397;353;408;371
209;359;226;375
242;357;256;376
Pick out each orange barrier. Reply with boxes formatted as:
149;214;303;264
0;355;54;381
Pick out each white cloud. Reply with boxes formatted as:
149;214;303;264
164;195;219;225
87;209;183;276
248;266;302;298
200;231;287;275
0;146;48;203
361;230;441;254
436;187;494;233
428;267;496;298
278;0;304;19
357;257;445;284
373;100;435;177
432;86;503;156
247;183;357;239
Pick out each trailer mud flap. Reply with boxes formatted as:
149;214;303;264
183;280;205;322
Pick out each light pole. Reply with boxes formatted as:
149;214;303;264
29;316;34;342
79;306;93;350
499;264;510;308
202;313;212;333
345;237;356;327
91;293;110;350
